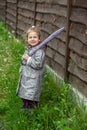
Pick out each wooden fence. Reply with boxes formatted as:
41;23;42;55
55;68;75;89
0;0;87;97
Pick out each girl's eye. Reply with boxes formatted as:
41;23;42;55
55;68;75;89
28;36;32;39
28;36;38;39
34;36;37;38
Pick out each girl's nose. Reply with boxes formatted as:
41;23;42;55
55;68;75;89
31;37;34;40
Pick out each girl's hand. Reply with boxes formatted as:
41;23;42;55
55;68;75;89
23;54;29;61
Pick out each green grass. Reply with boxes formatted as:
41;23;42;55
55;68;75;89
0;21;87;130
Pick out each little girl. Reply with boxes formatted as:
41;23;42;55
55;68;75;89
16;26;46;109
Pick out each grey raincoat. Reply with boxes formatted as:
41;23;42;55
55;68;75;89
16;46;45;101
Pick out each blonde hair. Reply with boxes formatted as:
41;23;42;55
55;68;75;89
25;26;41;42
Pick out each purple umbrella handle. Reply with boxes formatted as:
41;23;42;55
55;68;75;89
29;27;64;56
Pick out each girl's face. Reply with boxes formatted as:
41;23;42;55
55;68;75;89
27;31;40;46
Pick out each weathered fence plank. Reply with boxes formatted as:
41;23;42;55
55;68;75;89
7;0;17;3
69;38;87;58
7;2;17;10
0;0;6;21
36;3;67;17
18;8;34;19
72;0;87;9
68;61;87;83
6;20;16;30
70;8;87;25
6;8;16;17
69;74;87;97
46;56;64;78
37;0;67;5
18;1;35;10
70;23;87;46
70;51;87;71
47;39;66;56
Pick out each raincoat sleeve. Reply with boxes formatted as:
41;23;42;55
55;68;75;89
27;49;45;69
